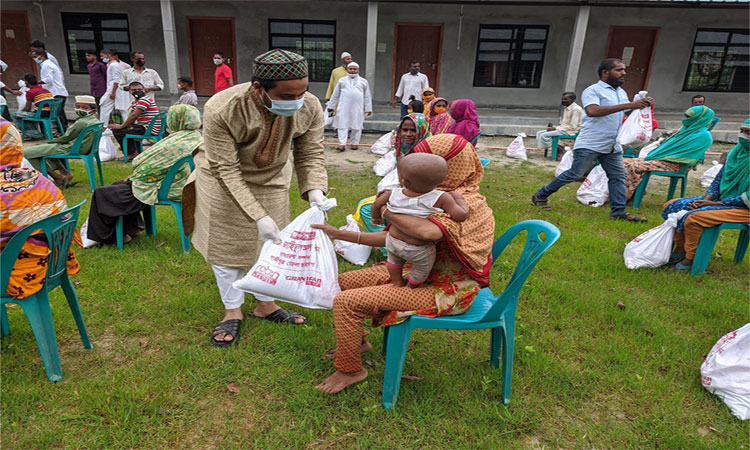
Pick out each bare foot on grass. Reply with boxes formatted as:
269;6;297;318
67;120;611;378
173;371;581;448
316;369;368;394
325;340;372;360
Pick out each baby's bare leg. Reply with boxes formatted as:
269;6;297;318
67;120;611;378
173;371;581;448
385;233;407;287
386;263;407;287
406;243;437;288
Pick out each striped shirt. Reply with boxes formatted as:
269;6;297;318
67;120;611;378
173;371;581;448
25;85;54;110
130;97;161;135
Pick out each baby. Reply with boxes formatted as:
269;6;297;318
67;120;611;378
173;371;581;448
371;153;469;288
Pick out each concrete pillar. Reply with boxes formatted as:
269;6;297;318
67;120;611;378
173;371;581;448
563;5;590;93
365;2;378;83
160;0;179;95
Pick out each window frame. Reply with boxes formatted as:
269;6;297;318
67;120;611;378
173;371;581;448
267;19;336;83
61;12;132;75
472;24;549;89
682;27;749;93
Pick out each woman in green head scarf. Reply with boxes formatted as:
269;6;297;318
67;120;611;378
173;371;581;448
391;113;431;160
661;118;750;270
623;105;715;200
86;104;202;245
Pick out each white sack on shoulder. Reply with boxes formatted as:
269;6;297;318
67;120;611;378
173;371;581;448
701;324;750;420
555;148;574;177
371;131;393;155
576;165;609;207
623;210;688;269
506;133;527;161
334;215;371;265
373;150;396;177
701;162;722;188
233;199;341;310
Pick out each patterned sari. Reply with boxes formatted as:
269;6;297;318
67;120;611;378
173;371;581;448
0;121;80;299
427;98;455;135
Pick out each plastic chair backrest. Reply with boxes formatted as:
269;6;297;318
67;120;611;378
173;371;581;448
144;112;167;136
0;200;84;297
156;154;195;201
68;122;104;156
480;220;560;321
708;117;721;131
33;98;60;120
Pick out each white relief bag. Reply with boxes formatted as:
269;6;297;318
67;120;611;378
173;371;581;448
377;168;401;193
371;131;393;155
98;130;118;162
555;147;574;176
233;199;341;310
617;91;653;147
576;165;609;207
373;150;396;177
506;133;528;161
622;210;687;269
701;162;722;188
334;215;371;266
701;324;750;421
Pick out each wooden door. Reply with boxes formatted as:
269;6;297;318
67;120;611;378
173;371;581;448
605;27;659;98
186;17;237;96
1;11;36;87
393;23;443;96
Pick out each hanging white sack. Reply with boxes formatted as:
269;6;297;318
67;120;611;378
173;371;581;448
701;162;723;188
15;80;29;112
373;150;396;177
576;165;609;207
334;215;371;266
555;148;574;177
98;130;118;162
371;131;393;155
701;324;750;421
622;210;687;269
323;101;334;127
617;91;653;147
377;168;400;194
506;133;527;161
233;199;341;310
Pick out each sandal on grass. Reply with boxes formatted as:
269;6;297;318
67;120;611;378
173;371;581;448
669;252;686;264
674;262;692;271
531;194;550;209
211;319;242;347
610;213;647;223
251;307;309;325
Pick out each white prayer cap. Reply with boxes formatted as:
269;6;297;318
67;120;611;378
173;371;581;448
347;62;359;69
75;95;97;105
341;52;351;59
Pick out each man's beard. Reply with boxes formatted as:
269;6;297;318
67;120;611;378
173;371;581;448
607;75;624;87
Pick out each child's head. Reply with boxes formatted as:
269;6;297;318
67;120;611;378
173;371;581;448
397;153;447;194
408;100;424;114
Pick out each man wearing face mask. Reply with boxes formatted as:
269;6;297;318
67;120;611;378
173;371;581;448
392;60;429;119
119;51;164;99
181;49;328;346
213;52;234;94
327;62;372;151
108;81;162;160
22;95;99;186
31;47;69;130
535;91;582;153
99;49;132;126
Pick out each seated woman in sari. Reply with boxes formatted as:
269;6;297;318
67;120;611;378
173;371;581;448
623;105;714;200
86;104;201;245
662;119;749;270
312;134;495;393
447;99;481;145
426;97;454;136
0;121;81;299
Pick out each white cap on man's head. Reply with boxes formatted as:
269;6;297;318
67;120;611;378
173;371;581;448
341;52;351;59
75;95;97;105
347;62;359;69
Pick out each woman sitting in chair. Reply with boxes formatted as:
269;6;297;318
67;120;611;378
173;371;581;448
623;105;714;200
310;134;495;394
87;104;201;245
0;121;81;299
22;95;100;187
662;119;749;270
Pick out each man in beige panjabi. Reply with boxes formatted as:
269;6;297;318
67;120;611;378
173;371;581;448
182;49;328;347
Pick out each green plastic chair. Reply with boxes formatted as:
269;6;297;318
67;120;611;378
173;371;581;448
40;123;105;191
0;200;93;381
631;160;703;209
122;112;167;162
115;154;194;252
691;223;749;275
380;219;561;410
20;98;64;141
547;132;578;161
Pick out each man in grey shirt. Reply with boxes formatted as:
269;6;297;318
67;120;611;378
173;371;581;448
532;58;653;222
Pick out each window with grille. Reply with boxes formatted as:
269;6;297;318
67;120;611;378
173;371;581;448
683;28;749;92
61;13;131;74
268;20;336;82
473;25;548;88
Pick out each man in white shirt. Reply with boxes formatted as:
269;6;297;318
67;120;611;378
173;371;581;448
99;49;132;125
536;92;583;153
31;47;69;129
119;51;164;99
29;40;62;70
391;60;429;119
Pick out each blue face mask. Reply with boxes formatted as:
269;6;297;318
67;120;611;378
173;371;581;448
102;58;110;64
263;90;305;117
34;57;43;64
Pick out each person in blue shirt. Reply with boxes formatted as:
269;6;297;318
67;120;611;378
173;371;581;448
531;58;653;222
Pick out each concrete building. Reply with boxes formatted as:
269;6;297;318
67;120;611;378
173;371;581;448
2;0;748;114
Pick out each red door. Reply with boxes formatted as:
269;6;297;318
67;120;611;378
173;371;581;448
1;11;36;88
605;27;660;98
187;17;237;96
392;23;443;97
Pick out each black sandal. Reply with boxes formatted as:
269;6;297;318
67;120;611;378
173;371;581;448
610;213;647;223
531;194;550;209
211;319;242;347
251;307;309;325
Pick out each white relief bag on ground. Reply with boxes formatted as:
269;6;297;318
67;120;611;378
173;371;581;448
233;198;341;310
555;147;574;176
334;214;371;266
617;91;653;147
373;149;396;177
377;168;401;193
98;130;118;162
701;162;722;188
371;131;393;155
576;165;609;207
79;219;100;248
701;324;750;420
622;210;688;269
506;133;527;161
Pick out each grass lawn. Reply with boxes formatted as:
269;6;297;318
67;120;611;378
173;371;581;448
2;150;747;449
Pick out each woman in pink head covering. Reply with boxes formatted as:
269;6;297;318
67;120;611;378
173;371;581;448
447;99;481;144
